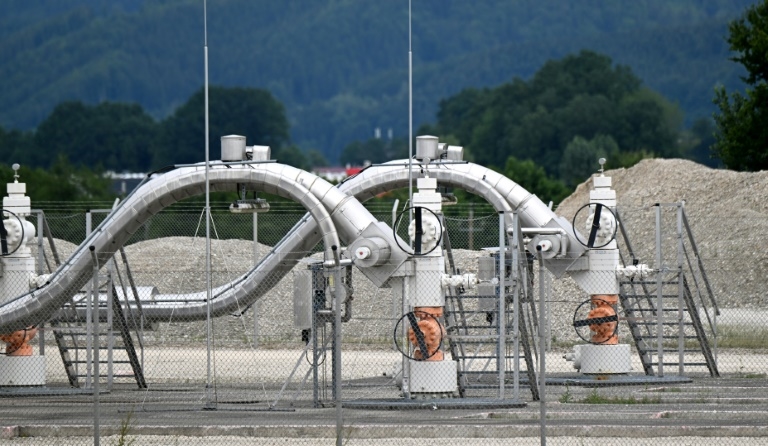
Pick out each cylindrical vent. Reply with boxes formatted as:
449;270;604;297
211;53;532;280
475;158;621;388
221;135;246;161
478;255;495;280
416;135;439;161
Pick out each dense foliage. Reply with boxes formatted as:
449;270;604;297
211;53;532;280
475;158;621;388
0;86;302;173
428;51;681;177
713;0;768;171
0;158;115;201
0;0;754;162
152;86;290;168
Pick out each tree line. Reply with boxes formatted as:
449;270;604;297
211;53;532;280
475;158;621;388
3;25;765;205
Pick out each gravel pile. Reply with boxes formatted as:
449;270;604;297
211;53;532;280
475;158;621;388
33;159;768;347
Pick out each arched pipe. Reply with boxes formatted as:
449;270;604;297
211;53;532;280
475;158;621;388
1;160;580;332
0;163;343;332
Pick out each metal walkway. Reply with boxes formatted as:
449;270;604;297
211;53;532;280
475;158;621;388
616;204;719;377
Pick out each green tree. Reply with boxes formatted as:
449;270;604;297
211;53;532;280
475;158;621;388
0;157;116;201
339;137;409;166
306;149;328;168
152;86;290;168
432;50;682;176
501;157;570;205
274;145;309;170
560;135;619;188
34;101;157;171
0;125;39;167
713;0;768;171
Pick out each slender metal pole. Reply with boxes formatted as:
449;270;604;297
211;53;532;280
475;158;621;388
537;247;546;446
89;246;100;446
511;212;520;401
334;264;343;446
407;0;413;216
655;205;664;377
253;213;260;348
204;0;214;407
85;212;93;388
676;204;685;375
402;0;413;403
498;212;506;399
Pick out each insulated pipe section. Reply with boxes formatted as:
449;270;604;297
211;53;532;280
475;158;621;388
345;161;516;226
0;163;343;332
343;161;584;260
349;160;553;230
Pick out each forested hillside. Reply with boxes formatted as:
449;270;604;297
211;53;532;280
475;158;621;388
0;0;754;163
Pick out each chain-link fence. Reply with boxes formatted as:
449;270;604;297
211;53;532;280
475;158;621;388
0;201;766;445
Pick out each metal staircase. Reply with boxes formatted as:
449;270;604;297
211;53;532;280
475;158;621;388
442;215;539;400
616;204;719;377
50;249;147;389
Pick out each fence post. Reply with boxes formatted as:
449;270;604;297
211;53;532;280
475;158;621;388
655;205;664;377
498;212;506;399
537;246;547;446
89;246;100;446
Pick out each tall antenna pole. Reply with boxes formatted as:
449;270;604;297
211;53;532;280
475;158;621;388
408;0;413;210
203;0;214;408
401;0;414;401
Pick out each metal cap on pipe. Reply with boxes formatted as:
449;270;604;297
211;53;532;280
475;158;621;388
221;135;246;161
416;135;439;161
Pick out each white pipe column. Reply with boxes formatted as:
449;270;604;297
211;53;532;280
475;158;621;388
403;175;457;395
0;166;46;386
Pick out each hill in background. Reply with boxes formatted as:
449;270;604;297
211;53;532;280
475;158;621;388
0;0;753;162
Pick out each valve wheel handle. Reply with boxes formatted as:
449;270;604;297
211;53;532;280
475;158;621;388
571;298;620;345
393;206;443;256
571;203;617;249
0;209;25;256
392;311;443;361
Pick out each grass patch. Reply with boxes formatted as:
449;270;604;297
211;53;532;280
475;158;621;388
716;325;768;349
579;389;661;404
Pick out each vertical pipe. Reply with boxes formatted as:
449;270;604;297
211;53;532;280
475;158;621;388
392;199;400;228
655;205;664;377
511;212;520;401
497;212;506;399
537;247;546;446
676;204;685;375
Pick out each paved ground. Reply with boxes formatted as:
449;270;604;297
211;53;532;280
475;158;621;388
1;373;767;444
1;349;767;444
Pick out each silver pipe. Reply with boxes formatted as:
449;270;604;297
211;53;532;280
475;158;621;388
0;164;343;331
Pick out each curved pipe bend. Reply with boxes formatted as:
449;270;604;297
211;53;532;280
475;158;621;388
0;163;342;332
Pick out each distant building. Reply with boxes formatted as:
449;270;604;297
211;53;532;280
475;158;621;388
312;164;367;183
104;171;146;195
